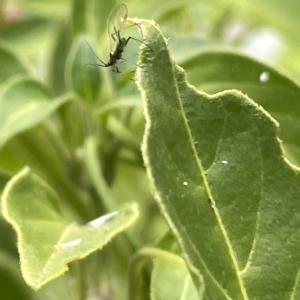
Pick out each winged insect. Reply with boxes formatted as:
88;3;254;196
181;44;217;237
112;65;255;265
89;3;150;73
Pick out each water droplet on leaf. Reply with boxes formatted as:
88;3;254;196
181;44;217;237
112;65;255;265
88;211;118;227
60;238;82;250
259;71;270;83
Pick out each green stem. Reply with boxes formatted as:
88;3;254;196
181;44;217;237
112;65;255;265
82;136;140;249
83;136;117;212
70;261;87;300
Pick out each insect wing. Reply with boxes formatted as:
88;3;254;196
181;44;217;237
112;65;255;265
107;3;128;50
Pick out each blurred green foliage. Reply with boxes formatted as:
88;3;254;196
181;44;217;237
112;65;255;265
1;0;300;299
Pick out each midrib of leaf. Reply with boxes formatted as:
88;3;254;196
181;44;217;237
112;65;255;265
180;225;233;299
174;71;248;299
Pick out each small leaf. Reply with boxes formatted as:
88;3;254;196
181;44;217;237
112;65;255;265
2;167;139;290
0;41;28;83
151;251;199;300
49;25;72;96
0;76;70;147
137;20;300;299
65;36;101;103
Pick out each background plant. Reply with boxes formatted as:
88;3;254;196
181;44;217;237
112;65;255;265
1;0;300;299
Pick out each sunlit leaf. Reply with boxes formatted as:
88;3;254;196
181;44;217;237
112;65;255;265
151;250;199;300
2;167;139;290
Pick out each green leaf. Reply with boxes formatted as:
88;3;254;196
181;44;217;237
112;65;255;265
0;41;28;84
1;167;139;290
137;20;300;299
181;51;300;165
151;250;199;300
65;36;101;103
0;76;70;147
128;246;199;300
49;24;72;96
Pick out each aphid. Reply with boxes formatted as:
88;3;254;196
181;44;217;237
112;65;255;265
92;3;150;73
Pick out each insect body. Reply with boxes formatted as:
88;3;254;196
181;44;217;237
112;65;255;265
104;25;134;73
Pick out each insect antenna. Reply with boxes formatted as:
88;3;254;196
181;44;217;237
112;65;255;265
83;39;108;68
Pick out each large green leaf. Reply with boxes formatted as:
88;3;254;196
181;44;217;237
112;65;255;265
136;20;300;299
0;76;70;147
1;167;139;290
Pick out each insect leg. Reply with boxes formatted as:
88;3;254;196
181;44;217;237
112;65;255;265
125;36;152;50
112;65;122;73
